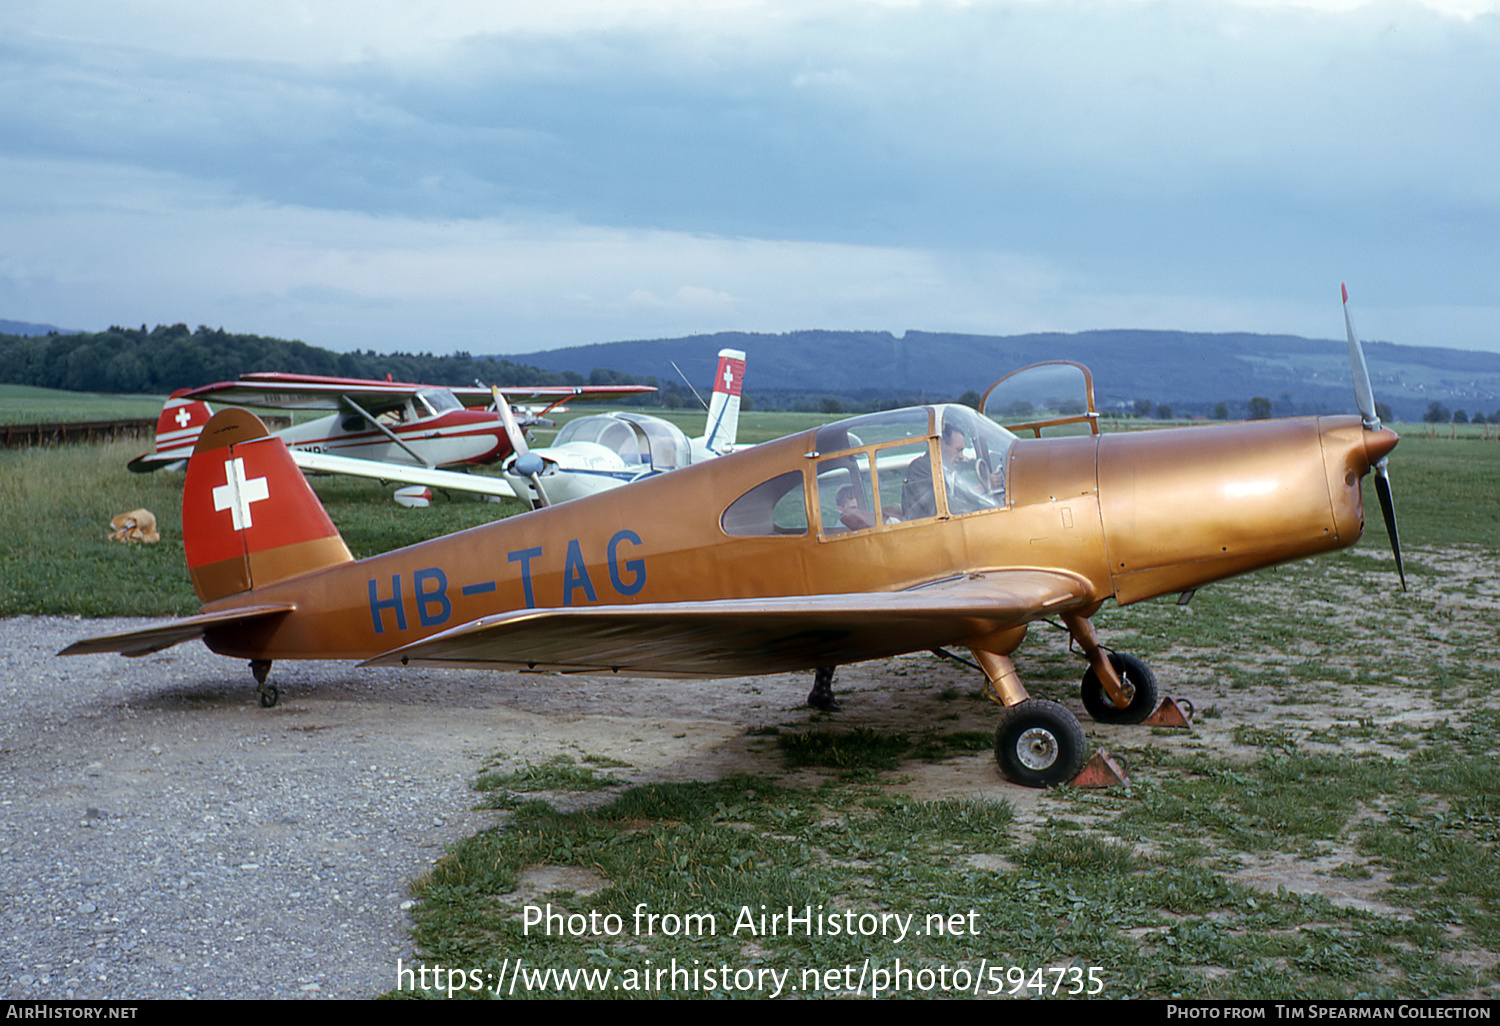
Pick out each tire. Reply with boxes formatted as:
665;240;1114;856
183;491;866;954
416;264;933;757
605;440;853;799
1080;652;1158;725
993;699;1086;788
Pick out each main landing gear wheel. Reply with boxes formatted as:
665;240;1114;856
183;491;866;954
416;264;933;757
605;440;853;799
993;699;1086;788
1080;652;1157;725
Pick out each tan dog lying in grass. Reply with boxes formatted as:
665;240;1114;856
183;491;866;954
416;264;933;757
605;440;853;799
108;508;160;544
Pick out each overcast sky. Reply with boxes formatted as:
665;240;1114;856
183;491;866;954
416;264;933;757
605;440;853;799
2;0;1497;354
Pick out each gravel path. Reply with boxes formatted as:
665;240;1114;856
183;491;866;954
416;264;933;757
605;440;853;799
0;616;809;1000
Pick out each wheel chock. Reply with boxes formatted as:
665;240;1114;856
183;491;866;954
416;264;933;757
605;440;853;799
1069;749;1129;788
1142;696;1193;728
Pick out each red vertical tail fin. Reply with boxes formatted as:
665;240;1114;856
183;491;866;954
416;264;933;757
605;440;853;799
183;409;352;603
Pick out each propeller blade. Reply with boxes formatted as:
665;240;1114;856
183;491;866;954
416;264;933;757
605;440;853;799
491;385;551;508
1372;459;1406;591
1342;282;1381;430
491;385;531;458
1344;284;1405;591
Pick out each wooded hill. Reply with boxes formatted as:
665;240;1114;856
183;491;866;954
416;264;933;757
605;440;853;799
5;321;1498;422
0;324;656;399
512;328;1500;422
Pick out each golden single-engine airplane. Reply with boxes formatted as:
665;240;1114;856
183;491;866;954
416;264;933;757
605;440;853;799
63;289;1402;787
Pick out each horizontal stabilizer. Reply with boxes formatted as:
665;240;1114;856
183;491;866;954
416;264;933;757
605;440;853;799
59;603;296;658
126;451;190;473
363;570;1091;678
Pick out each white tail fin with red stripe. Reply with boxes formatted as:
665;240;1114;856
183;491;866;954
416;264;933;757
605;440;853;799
700;348;745;455
127;391;214;472
183;408;352;603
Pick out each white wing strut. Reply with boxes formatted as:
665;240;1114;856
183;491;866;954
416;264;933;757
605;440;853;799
289;449;516;499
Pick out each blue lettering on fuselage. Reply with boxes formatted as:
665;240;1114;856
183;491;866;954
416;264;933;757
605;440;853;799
562;539;597;606
368;575;406;634
368;533;645;634
414;567;451;627
508;546;543;609
607;530;646;596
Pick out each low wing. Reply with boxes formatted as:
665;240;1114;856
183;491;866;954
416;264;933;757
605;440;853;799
183;373;655;411
362;570;1092;678
288;450;517;498
58;603;296;658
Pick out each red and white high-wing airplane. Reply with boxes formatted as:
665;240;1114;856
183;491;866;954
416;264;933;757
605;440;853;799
127;373;655;502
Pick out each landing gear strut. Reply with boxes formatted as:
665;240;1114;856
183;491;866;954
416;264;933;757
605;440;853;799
1063;614;1159;724
807;666;839;711
250;659;278;708
1080;652;1158;724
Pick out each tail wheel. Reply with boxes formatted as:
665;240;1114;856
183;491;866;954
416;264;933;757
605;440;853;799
993;699;1086;788
1080;652;1158;725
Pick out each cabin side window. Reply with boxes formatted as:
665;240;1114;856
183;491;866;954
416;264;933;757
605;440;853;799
721;471;808;536
816;454;875;533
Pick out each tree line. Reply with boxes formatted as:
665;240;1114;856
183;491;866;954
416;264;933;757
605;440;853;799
0;324;659;400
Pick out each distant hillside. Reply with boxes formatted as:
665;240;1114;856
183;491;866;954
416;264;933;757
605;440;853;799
512;329;1500;422
0;318;81;337
8;320;1495;422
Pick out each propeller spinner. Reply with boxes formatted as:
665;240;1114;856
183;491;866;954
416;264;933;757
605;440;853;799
1342;284;1406;590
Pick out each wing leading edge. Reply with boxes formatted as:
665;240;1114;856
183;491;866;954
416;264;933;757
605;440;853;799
361;570;1093;678
184;373;655;411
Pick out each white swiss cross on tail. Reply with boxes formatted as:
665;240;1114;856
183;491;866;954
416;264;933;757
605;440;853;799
213;456;270;530
175;406;192;428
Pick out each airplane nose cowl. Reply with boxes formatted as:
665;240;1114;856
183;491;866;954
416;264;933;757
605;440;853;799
1363;427;1399;469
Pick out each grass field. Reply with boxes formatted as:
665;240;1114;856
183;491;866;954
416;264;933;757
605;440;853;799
4;399;1498;999
0;384;167;425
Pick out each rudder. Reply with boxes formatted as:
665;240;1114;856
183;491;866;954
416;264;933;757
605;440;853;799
183;408;352;602
701;348;746;455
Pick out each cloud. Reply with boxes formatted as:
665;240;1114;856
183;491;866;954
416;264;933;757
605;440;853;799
2;1;1499;351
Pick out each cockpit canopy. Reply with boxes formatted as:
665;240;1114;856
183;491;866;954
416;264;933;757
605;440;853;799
721;404;1016;537
555;412;691;470
981;361;1098;437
